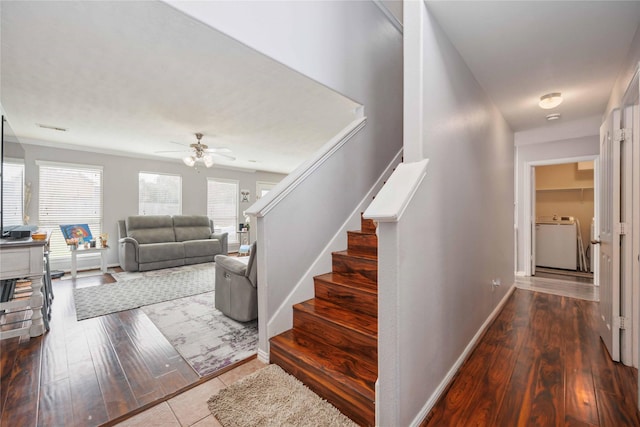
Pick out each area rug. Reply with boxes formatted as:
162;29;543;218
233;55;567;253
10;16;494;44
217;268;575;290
208;364;357;427
73;267;215;320
110;262;214;282
141;292;257;377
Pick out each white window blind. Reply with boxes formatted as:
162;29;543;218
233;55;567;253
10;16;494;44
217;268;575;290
139;172;182;215
2;160;24;226
207;178;238;244
38;162;103;259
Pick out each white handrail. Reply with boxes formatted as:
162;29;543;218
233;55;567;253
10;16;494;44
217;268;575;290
364;159;429;222
245;117;367;218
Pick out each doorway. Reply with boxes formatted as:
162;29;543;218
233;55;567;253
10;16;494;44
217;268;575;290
522;155;600;285
533;161;595;284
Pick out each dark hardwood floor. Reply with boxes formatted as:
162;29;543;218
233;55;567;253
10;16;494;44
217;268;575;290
0;272;201;427
423;289;640;427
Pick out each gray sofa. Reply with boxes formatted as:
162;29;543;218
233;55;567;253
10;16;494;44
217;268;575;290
118;215;228;272
214;241;257;322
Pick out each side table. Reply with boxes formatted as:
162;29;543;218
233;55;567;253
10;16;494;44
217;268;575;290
70;246;109;278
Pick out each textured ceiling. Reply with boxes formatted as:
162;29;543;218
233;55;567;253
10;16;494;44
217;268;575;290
0;1;359;174
426;1;640;132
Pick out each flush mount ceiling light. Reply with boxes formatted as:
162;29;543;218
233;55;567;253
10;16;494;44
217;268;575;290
546;113;561;121
539;92;563;109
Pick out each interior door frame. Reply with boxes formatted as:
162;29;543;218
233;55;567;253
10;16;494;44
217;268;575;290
619;64;640;373
523;156;600;280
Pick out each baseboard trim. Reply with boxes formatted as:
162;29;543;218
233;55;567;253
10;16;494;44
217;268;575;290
257;348;269;364
515;270;526;277
410;284;516;427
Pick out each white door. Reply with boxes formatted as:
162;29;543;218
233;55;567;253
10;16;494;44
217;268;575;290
531;166;536;275
598;109;621;362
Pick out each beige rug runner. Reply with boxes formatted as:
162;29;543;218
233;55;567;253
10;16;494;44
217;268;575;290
208;364;357;427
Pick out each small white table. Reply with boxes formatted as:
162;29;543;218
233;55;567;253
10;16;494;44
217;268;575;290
70;246;109;278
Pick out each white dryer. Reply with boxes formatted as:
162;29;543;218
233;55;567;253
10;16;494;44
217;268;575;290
536;217;577;270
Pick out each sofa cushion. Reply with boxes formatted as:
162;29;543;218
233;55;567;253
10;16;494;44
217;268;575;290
126;215;176;244
184;239;221;258
138;242;185;263
173;216;212;242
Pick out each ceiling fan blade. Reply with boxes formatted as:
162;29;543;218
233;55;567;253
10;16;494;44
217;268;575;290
169;141;189;147
210;152;236;160
155;150;190;154
204;147;232;153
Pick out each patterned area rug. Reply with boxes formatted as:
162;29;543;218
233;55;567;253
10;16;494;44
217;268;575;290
73;265;215;320
142;292;258;377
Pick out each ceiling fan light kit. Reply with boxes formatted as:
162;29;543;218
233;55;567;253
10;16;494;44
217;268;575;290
155;132;236;168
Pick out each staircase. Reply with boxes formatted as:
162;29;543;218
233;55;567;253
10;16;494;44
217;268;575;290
270;215;378;426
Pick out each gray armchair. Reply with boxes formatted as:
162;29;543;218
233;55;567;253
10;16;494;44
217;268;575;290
214;242;257;322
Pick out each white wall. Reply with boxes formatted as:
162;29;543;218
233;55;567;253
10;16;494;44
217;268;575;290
167;1;404;364
382;4;514;424
605;24;640;119
14;140;284;270
514;134;599;273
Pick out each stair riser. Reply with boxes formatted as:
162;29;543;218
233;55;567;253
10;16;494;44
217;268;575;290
293;309;377;360
332;253;377;284
347;232;377;257
314;279;377;317
270;346;374;426
361;217;376;234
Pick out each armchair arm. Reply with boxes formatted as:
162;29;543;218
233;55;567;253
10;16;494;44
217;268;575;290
118;237;139;272
214;254;247;276
211;232;228;255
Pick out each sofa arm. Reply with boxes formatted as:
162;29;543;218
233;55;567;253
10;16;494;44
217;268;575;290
211;232;228;255
118;237;139;272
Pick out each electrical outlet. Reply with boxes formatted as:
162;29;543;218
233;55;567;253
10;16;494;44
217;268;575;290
491;278;501;291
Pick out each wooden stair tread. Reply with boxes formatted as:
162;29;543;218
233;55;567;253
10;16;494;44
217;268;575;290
333;249;377;261
315;272;378;293
270;330;376;400
295;299;377;336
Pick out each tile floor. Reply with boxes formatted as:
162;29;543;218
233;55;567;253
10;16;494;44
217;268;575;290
115;358;267;427
515;274;599;302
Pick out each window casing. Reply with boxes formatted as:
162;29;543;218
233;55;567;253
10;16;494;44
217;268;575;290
256;181;277;200
38;161;103;258
2;159;24;226
207;178;239;244
139;172;182;215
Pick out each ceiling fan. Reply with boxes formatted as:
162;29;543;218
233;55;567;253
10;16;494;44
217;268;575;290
156;133;236;168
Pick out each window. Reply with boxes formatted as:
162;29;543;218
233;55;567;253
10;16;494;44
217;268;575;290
256;181;277;199
38;162;103;258
207;178;238;244
2;159;24;226
139;172;182;215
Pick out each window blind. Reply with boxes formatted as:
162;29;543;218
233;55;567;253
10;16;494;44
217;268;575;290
139;172;182;215
207;178;238;244
2;160;24;226
38;162;103;259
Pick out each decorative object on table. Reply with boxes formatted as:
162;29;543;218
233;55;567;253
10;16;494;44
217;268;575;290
65;237;79;249
99;232;109;248
89;239;96;248
31;231;47;241
243;213;251;230
60;224;93;243
240;189;250;203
